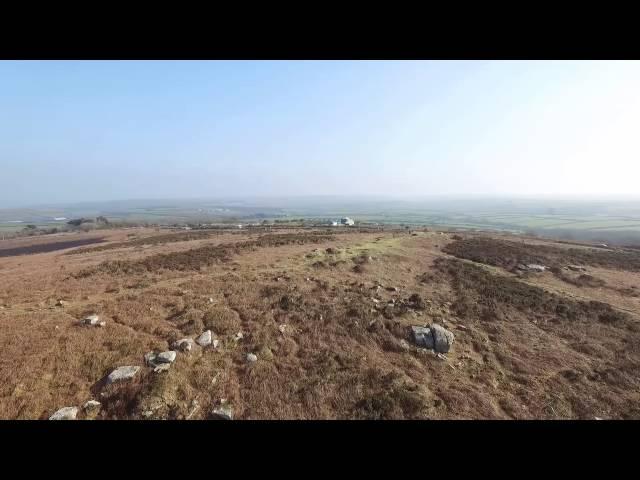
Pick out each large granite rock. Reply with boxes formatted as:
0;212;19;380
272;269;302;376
411;325;434;349
431;323;455;353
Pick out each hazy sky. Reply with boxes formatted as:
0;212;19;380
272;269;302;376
1;60;639;207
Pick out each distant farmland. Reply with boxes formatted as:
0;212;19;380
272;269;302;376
3;198;640;245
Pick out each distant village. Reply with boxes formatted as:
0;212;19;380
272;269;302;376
185;217;357;230
332;217;355;226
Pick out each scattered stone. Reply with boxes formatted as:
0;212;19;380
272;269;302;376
278;324;287;334
208;298;214;303
156;351;177;363
106;366;140;384
399;339;411;350
196;330;213;347
212;339;220;349
526;264;546;272
246;353;258;363
83;400;101;411
411;326;434;349
211;406;233;420
83;314;100;326
49;406;78;420
567;265;587;272
98;321;106;327
233;332;244;342
56;300;68;307
153;363;171;373
372;298;380;304
55;325;59;330
431;323;455;353
144;352;157;366
172;338;194;352
386;286;399;292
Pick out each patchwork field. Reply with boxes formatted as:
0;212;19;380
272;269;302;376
1;226;639;419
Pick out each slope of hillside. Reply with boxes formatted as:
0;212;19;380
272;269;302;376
0;228;638;419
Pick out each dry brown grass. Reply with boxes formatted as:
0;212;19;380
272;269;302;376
66;230;222;255
1;228;639;419
444;236;640;272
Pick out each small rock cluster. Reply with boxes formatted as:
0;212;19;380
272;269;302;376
82;313;105;327
411;324;455;353
145;350;177;373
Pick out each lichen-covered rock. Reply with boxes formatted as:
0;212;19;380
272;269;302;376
83;400;101;411
83;314;100;326
172;338;194;352
411;325;434;349
106;366;140;384
430;323;455;353
156;351;177;363
49;406;78;420
144;352;158;367
196;330;212;347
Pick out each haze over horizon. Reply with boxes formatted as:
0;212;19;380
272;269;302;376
2;60;639;208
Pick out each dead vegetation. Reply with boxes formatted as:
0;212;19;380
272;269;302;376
548;267;607;288
435;257;630;326
444;236;640;272
67;230;221;255
75;232;334;276
2;227;640;420
0;237;105;258
430;257;640;418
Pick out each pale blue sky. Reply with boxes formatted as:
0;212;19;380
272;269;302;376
1;60;639;207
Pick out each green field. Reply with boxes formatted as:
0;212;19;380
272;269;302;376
3;197;640;244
